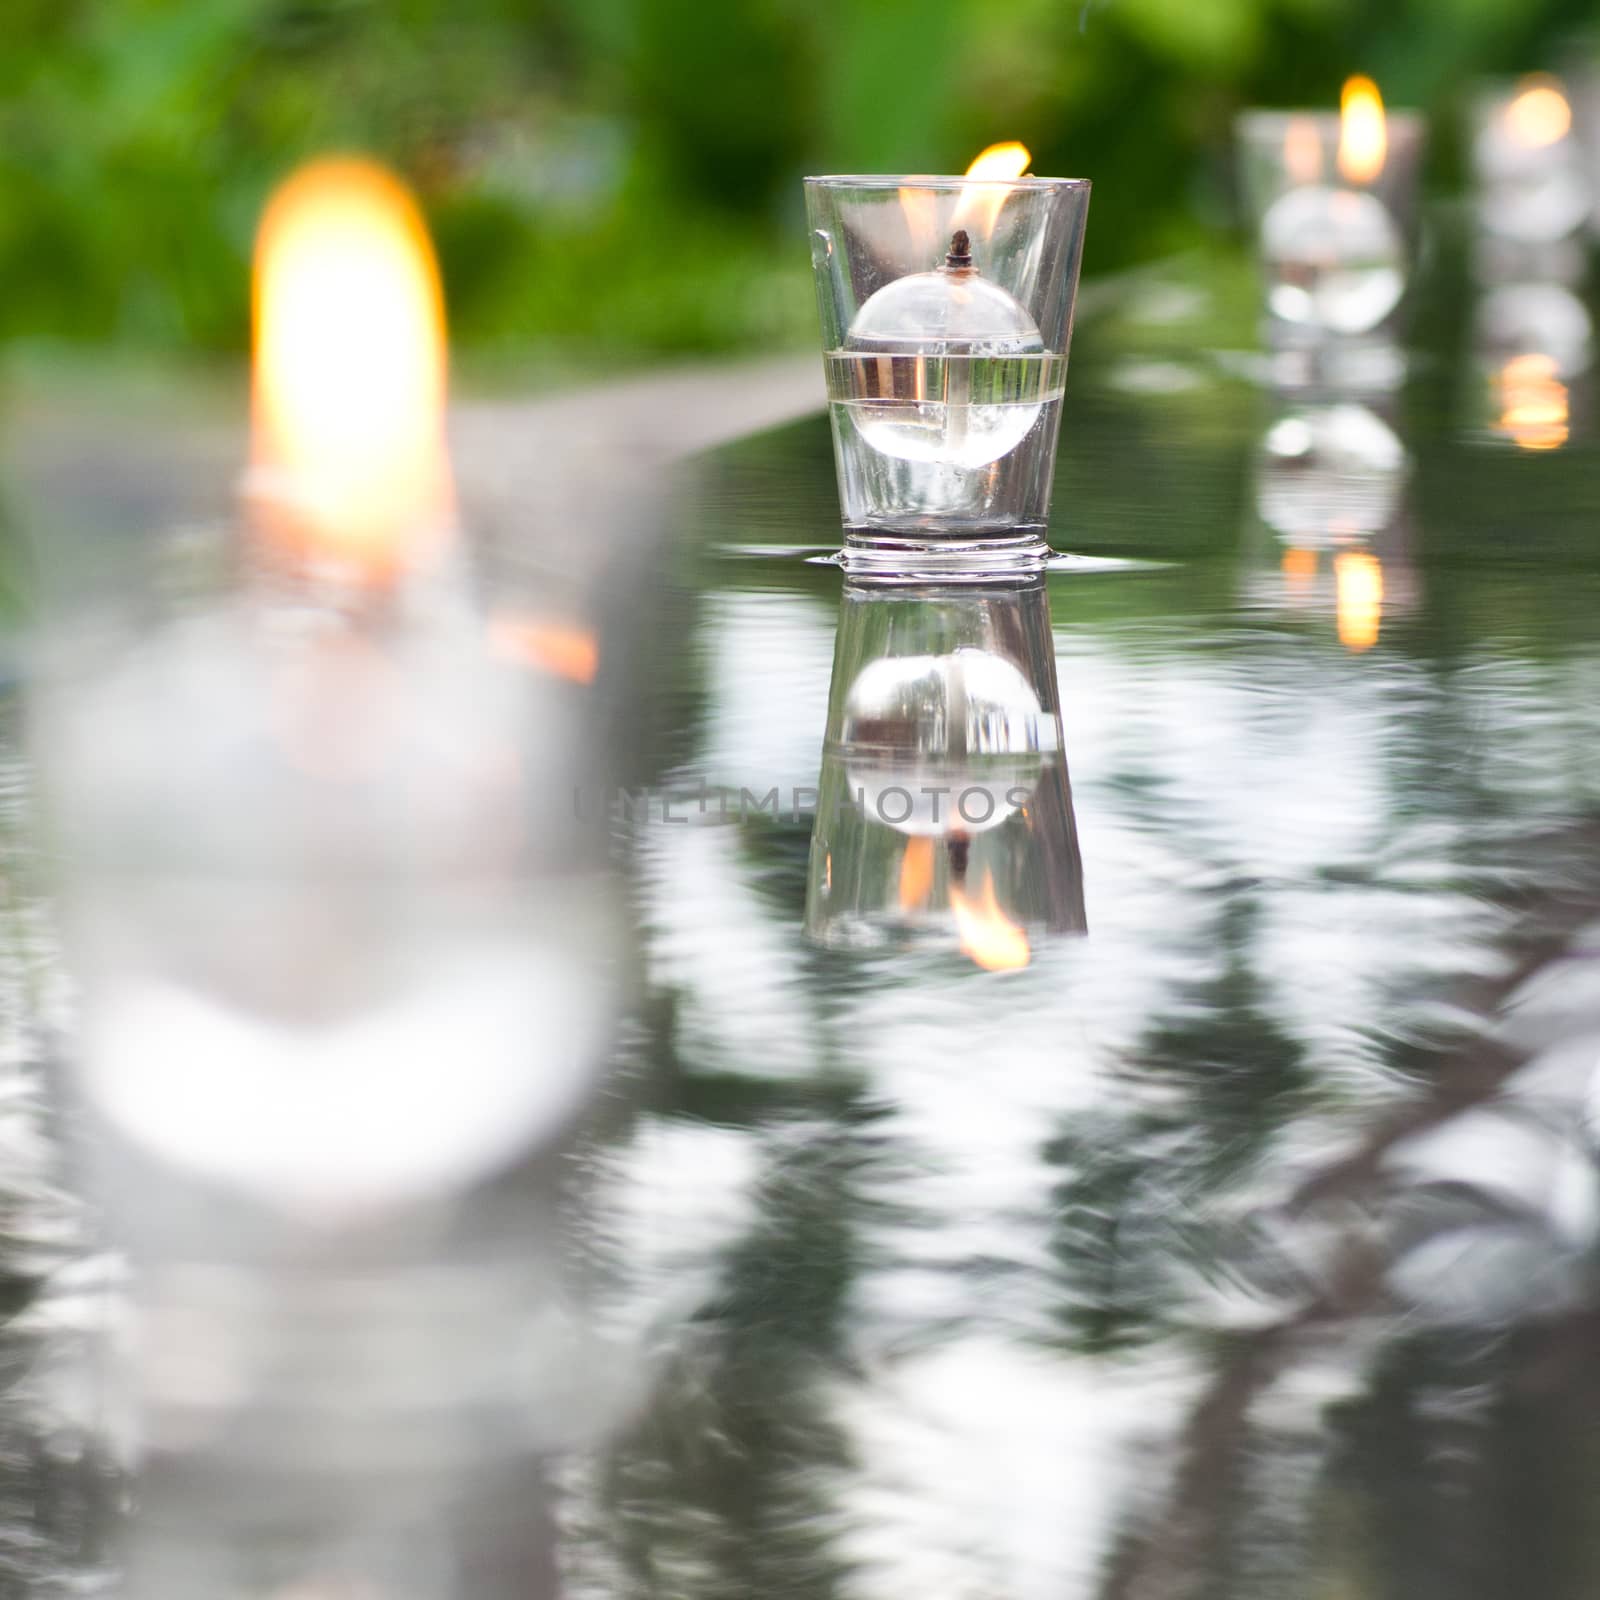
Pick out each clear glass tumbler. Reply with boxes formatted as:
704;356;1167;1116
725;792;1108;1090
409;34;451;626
1471;75;1589;245
1236;108;1426;344
804;175;1090;559
28;577;626;1590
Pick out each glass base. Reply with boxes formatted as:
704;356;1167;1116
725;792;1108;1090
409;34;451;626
839;525;1052;581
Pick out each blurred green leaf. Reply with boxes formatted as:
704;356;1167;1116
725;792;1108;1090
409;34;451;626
0;0;1588;360
1108;0;1264;72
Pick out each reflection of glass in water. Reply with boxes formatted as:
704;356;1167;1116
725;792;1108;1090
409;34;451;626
841;647;1047;833
1259;186;1405;336
1257;403;1406;540
1476;281;1592;378
805;575;1084;958
1494;353;1570;451
1244;395;1417;652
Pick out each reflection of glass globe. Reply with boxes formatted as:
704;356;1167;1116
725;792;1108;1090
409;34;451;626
838;646;1051;834
1476;282;1592;376
1257;403;1406;540
1260;186;1405;335
845;266;1044;469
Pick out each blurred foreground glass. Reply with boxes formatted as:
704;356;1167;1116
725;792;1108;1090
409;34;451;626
23;158;627;1593
804;176;1090;563
31;583;622;1471
804;572;1084;964
1236;95;1425;346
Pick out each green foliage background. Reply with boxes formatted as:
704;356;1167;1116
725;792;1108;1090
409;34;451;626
2;0;1594;359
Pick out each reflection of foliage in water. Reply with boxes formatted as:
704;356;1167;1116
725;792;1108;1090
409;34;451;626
0;694;118;1597
571;283;1600;1598
1047;900;1311;1356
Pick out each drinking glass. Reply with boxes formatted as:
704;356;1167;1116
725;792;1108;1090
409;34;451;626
804;176;1090;561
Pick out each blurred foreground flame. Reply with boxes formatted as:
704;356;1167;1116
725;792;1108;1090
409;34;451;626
251;157;453;579
1505;75;1572;149
953;140;1032;238
1335;551;1383;651
1338;76;1387;184
1498;352;1569;451
487;613;600;684
951;867;1030;971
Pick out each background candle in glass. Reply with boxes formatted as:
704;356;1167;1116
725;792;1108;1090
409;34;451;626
1472;74;1590;247
1236;81;1427;342
805;157;1090;556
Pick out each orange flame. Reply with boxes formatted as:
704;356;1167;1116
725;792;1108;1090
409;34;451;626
1283;117;1324;186
1281;546;1318;598
250;157;453;580
898;836;936;909
952;140;1032;240
950;866;1030;971
1504;75;1572;149
1338;76;1387;184
897;181;943;261
1498;352;1569;451
1335;551;1383;651
487;613;600;684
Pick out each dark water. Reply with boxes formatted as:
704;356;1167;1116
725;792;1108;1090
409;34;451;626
5;258;1600;1596
571;267;1600;1599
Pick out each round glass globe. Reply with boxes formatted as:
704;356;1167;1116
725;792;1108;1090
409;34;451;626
846;268;1045;469
1260;185;1405;336
1473;121;1589;243
841;646;1048;835
1257;403;1406;540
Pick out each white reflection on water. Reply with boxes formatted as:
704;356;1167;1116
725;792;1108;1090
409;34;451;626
827;1341;1197;1600
696;590;838;797
572;564;1600;1595
640;819;822;1083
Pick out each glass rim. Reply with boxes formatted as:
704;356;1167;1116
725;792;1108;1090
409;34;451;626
804;174;1091;192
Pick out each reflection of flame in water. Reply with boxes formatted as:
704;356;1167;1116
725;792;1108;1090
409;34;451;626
1504;75;1572;149
1284;117;1323;186
1335;551;1383;651
251;158;453;578
487;613;600;683
1498;352;1569;451
898;835;936;909
1338;75;1387;184
952;140;1032;238
950;867;1030;971
1281;546;1317;598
